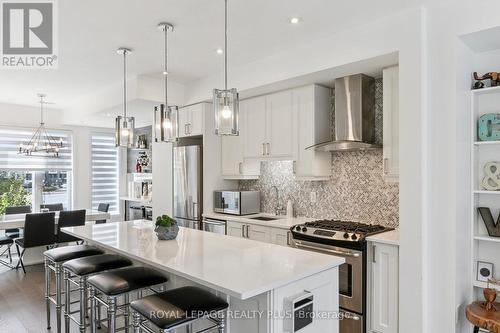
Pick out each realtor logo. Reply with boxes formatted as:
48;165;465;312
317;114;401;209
1;0;58;68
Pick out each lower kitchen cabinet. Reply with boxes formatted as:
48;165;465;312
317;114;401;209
270;228;291;246
227;221;245;238
226;221;291;246
368;242;399;333
247;224;271;243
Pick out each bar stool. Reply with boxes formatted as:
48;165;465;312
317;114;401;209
63;254;133;333
87;266;168;333
44;245;104;333
130;286;229;333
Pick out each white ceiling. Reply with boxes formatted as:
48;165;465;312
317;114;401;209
0;0;431;110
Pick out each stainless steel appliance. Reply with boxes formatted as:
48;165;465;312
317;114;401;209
213;190;260;215
290;220;393;333
201;217;227;235
307;74;381;152
129;205;145;220
173;144;203;229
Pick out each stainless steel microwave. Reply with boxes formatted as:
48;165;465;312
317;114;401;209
213;191;260;215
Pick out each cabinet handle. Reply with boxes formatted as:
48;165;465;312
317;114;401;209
184;124;189;135
188;123;192;134
261;143;265;156
241;225;245;238
383;158;389;174
266;143;270;155
245;225;250;238
373;244;376;263
287;231;291;245
293;161;297;174
238;162;243;174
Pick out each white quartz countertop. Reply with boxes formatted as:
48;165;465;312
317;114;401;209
63;220;344;300
203;212;313;230
365;229;400;246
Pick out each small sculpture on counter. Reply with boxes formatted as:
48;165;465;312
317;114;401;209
478;207;500;237
155;215;179;240
474;72;500;88
473;81;485;90
137;134;148;149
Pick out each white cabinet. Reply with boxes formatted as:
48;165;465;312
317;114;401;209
369;242;399;333
179;103;204;137
270;228;291;246
292;85;331;180
243;91;294;159
244;96;267;158
266;90;294;158
382;66;399;183
221;99;261;179
247;224;271;243
227;221;245;238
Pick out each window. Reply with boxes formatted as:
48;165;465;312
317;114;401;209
0;127;72;213
91;132;119;214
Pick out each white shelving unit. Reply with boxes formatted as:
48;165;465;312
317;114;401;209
470;87;500;301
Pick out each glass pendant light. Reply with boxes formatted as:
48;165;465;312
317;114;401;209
115;48;135;147
213;0;239;136
154;23;178;143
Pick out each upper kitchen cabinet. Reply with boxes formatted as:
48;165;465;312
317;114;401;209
221;99;261;179
383;66;399;183
244;91;294;159
292;85;331;180
179;103;204;137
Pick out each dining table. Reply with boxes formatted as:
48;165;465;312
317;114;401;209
0;209;111;230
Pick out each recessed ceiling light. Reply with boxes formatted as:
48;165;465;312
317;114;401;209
216;48;224;55
290;17;301;24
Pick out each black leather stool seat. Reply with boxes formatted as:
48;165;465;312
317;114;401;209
87;267;167;296
130;286;229;330
0;235;13;245
5;231;19;239
63;254;133;276
44;245;104;263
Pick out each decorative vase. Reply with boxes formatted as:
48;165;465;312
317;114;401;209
483;288;498;311
155;223;179;240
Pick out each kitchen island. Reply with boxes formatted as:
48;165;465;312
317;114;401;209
63;220;345;333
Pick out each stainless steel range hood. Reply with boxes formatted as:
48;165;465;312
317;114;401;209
308;74;381;152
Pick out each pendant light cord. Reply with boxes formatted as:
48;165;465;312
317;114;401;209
123;51;127;118
224;0;228;90
39;95;44;125
164;27;168;109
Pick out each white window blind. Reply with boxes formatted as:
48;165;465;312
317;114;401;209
91;132;119;214
0;127;72;170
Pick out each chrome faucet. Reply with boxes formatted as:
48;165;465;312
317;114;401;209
271;186;283;216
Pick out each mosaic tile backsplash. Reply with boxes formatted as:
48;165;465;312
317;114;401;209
239;78;400;228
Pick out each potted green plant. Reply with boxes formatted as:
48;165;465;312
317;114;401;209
154;215;179;240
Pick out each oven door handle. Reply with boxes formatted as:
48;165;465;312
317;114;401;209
342;310;361;321
294;241;360;258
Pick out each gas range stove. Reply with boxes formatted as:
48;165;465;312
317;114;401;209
290;219;393;250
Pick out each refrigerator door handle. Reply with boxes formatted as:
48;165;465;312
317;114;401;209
192;202;198;219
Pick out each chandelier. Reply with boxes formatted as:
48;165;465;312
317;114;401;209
18;94;62;157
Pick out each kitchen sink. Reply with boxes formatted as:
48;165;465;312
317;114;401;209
250;216;279;221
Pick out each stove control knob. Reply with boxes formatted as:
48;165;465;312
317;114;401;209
295;225;302;231
343;232;350;239
302;227;308;232
351;234;358;240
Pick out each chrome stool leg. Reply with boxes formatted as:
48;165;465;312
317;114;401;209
45;258;51;329
64;270;71;333
55;262;63;333
79;276;86;333
90;287;97;333
108;296;117;333
132;311;141;333
218;310;226;333
124;293;130;333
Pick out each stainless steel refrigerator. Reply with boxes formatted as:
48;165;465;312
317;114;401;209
173;144;203;229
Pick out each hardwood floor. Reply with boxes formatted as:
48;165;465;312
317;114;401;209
0;264;90;332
